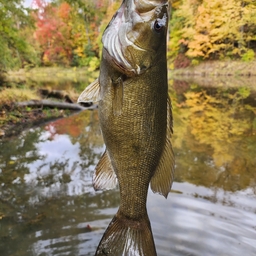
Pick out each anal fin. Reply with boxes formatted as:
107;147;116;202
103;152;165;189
150;96;175;198
93;150;118;191
77;78;100;103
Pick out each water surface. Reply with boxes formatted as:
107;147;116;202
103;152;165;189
0;80;256;255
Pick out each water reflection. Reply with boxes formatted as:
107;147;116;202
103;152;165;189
7;70;98;94
171;81;256;192
0;111;118;256
0;81;256;255
0;111;102;201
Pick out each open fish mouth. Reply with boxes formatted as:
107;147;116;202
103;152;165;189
102;3;128;68
102;1;142;75
102;0;169;76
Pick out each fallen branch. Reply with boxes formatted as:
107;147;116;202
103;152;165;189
16;100;96;111
38;89;74;103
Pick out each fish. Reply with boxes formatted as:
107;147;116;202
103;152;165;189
78;0;174;255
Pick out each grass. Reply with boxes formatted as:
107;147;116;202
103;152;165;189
0;67;98;137
0;85;77;138
7;66;99;85
0;88;39;133
0;88;40;107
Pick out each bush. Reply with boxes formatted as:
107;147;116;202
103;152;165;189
241;49;255;62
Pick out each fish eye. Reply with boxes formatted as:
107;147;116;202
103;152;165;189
154;20;164;33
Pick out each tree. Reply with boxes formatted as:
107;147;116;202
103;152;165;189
32;0;112;67
0;0;39;72
32;0;73;66
62;0;115;68
169;0;256;60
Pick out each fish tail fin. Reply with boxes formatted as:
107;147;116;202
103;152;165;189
95;210;157;256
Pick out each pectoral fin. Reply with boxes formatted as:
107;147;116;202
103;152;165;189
77;78;100;103
93;150;118;191
112;77;123;116
150;96;175;198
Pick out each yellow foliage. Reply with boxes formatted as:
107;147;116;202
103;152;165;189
88;57;100;72
171;0;183;9
172;0;256;59
43;54;51;66
177;89;253;167
74;46;84;57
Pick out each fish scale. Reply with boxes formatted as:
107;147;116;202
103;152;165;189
78;0;174;255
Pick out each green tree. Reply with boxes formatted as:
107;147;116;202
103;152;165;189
0;0;39;72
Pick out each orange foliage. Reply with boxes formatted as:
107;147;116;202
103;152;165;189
58;2;71;20
170;0;256;60
33;0;73;65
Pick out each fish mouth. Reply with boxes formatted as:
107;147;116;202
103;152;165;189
102;1;141;76
102;0;168;76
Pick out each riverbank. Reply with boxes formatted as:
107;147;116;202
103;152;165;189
0;89;81;138
6;67;98;87
0;67;100;138
169;60;256;90
1;61;256;138
171;60;256;77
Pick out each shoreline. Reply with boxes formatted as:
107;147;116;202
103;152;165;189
1;60;256;138
170;60;256;77
169;60;256;90
6;60;256;79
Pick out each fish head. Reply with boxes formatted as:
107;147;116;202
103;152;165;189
102;0;169;76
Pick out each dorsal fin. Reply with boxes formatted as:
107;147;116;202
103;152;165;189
150;96;175;198
77;78;100;103
93;150;118;191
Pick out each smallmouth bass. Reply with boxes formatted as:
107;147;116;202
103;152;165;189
78;0;174;255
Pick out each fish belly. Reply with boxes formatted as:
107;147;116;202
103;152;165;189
99;59;167;219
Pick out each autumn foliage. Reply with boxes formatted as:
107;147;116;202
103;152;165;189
169;0;256;62
32;0;73;65
31;0;111;67
1;0;256;71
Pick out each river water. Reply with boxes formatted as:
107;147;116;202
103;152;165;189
0;79;256;255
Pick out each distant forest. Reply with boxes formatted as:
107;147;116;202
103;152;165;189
1;0;255;71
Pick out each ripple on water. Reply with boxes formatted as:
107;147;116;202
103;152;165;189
149;183;256;256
